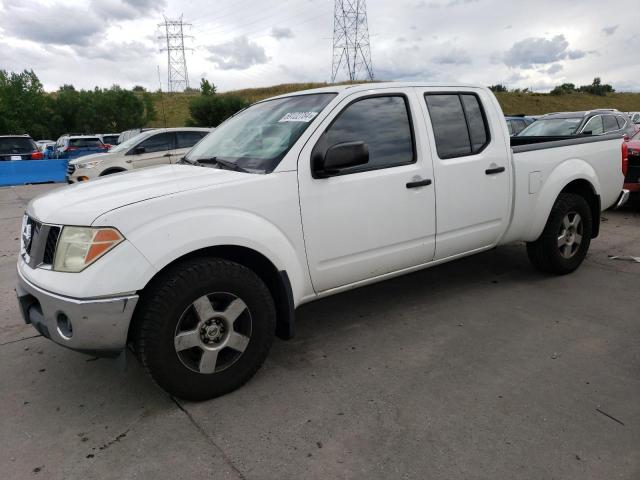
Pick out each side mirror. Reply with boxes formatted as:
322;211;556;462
133;146;146;155
582;130;593;135
314;141;369;177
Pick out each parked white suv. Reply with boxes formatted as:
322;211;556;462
17;83;625;400
67;127;212;182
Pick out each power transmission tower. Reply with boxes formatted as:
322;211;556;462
158;15;191;92
331;0;374;83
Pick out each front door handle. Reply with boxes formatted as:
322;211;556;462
163;153;172;157
406;178;432;188
485;166;505;175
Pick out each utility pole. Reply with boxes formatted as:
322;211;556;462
158;15;191;92
331;0;374;83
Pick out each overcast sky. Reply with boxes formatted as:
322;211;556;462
1;0;638;92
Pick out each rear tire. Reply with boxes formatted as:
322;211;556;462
526;193;592;275
134;257;276;401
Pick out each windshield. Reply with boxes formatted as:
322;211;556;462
109;132;149;153
518;118;583;136
185;93;337;173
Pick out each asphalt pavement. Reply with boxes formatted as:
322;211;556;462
1;184;639;479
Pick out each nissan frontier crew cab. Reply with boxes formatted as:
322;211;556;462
16;83;626;400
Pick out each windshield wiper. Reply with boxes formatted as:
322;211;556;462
178;156;200;165
213;158;250;173
193;156;250;173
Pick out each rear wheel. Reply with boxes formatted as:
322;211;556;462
134;258;275;400
526;193;592;275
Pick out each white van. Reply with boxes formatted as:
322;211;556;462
67;127;212;182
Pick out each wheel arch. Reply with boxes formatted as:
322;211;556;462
559;179;601;238
526;160;601;241
129;245;295;346
99;167;127;176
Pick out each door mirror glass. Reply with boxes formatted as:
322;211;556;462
315;141;369;176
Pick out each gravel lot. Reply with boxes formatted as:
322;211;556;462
1;184;639;480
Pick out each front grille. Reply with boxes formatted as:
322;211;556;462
67;163;75;175
22;216;61;268
626;155;640;184
43;227;61;265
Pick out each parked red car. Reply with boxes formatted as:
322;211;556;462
624;130;640;203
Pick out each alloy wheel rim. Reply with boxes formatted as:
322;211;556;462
174;292;252;374
557;211;583;259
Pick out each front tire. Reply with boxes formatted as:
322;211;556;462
526;193;592;275
134;258;276;401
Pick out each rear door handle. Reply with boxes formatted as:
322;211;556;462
485;166;505;175
406;178;432;188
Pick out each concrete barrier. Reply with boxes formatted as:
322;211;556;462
0;160;68;187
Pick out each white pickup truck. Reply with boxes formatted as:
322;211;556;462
16;83;626;400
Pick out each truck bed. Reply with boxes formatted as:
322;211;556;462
510;133;624;152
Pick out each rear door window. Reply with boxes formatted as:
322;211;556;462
603;115;619;132
424;93;490;159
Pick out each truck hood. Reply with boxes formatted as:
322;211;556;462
28;165;248;225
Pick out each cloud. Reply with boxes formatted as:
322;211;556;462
545;63;563;75
504;35;569;68
90;0;166;20
602;25;619;36
206;36;268;70
432;47;471;65
270;27;294;40
503;35;594;69
0;0;166;47
0;3;104;46
425;0;478;7
76;41;156;62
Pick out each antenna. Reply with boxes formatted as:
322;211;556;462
158;15;192;92
331;0;374;83
157;66;167;128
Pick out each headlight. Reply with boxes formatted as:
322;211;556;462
53;227;124;272
76;160;101;169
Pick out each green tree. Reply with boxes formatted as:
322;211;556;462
488;84;508;93
200;78;217;96
0;69;51;139
578;77;615;96
187;95;248;127
550;83;577;95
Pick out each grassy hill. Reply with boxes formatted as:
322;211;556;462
147;83;640;127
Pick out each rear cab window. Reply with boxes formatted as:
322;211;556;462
69;138;103;148
0;137;36;154
424;92;490;159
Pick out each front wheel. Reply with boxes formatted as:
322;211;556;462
134;258;276;400
526;193;592;275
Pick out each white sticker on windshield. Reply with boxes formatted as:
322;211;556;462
278;112;319;123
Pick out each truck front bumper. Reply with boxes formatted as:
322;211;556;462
16;268;138;357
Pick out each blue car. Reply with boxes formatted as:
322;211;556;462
54;135;109;160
